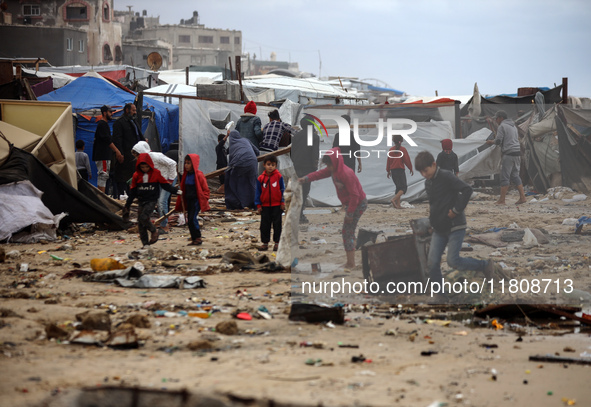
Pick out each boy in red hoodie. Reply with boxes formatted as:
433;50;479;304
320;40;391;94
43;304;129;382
175;154;210;246
124;153;180;247
299;148;367;270
255;155;285;251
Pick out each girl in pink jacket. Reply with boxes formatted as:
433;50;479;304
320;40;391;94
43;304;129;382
299;147;367;270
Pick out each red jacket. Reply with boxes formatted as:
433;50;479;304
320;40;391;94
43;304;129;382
306;147;366;214
174;154;210;212
386;145;413;172
255;169;285;208
126;153;178;206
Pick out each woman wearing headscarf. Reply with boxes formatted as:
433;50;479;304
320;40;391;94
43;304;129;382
224;130;259;209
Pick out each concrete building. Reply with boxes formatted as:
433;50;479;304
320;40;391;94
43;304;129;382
0;0;122;66
123;10;242;71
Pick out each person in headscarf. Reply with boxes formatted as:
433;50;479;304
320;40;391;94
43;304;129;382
298;147;367;270
224;130;259;209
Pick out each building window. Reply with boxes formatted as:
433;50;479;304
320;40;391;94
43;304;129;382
198;36;213;44
66;4;88;20
103;2;110;21
78;40;84;53
179;35;191;44
234;37;240;45
66;38;73;51
23;5;41;16
115;46;122;62
220;36;230;44
103;44;113;62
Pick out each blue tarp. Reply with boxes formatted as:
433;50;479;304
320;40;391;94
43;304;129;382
39;76;179;186
367;84;404;95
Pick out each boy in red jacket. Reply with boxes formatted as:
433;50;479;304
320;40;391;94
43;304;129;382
255;155;285;251
175;154;210;246
299;148;367;270
123;153;180;247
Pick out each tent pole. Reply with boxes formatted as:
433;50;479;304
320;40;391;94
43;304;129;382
562;77;568;105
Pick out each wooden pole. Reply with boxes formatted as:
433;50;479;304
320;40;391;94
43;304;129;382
562;77;568;105
235;55;244;103
185;66;189;85
204;146;291;179
228;57;234;80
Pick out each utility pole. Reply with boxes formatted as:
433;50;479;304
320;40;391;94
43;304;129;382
318;50;322;79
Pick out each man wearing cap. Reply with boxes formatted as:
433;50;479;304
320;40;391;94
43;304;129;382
235;101;263;151
486;110;527;205
92;105;122;193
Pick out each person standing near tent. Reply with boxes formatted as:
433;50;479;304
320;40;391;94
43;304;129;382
131;141;177;234
332;114;362;173
113;103;145;198
92;105;122;193
225;129;259;210
75;140;91;182
235;101;263;151
292;116;320;224
298;147;367;270
485;110;527;205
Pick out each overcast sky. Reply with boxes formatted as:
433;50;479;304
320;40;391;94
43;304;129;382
114;0;591;97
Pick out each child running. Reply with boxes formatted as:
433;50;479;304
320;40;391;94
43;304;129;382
255;155;285;251
123;153;180;247
299;147;367;270
175;154;210;246
386;134;413;209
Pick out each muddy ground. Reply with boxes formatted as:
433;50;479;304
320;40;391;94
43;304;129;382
0;188;590;407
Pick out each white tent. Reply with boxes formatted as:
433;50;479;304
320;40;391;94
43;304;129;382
157;70;223;86
144;84;197;105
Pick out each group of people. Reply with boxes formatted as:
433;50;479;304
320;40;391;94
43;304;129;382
81;101;524;287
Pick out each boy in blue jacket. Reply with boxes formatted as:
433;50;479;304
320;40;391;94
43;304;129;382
255;155;285;251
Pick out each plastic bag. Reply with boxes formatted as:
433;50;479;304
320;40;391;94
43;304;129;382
90;258;127;272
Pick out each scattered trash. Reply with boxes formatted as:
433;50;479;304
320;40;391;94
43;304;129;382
529;355;591;366
90;258;126;272
492;320;504;330
236;312;252;321
215;321;238;335
77;311;111;331
562;194;587;203
351;355;366;363
288;304;344;324
420;350;438;356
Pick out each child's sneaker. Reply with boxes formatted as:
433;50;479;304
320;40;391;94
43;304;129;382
258;243;269;251
273;243;279;251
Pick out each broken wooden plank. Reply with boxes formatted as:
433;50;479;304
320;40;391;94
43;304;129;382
529;354;591;366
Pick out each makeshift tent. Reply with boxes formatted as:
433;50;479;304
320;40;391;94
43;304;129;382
298;104;500;204
0;146;128;229
555;106;591;193
144;84;197;105
38;73;179;186
228;76;365;105
178;97;277;174
0;100;78;188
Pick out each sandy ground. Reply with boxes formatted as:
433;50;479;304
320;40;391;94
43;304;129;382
1;189;590;407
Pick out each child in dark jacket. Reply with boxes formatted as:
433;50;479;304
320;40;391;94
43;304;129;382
436;139;459;176
175;154;210;246
415;151;497;287
255;156;285;251
124;153;180;247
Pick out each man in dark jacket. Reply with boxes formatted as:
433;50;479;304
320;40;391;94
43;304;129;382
415;151;497;287
92;105;122;193
112;103;145;198
235;101;263;151
486;110;527;205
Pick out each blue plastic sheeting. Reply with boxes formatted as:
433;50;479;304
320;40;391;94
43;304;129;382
367;84;404;95
39;76;179;186
484;87;551;99
575;216;591;234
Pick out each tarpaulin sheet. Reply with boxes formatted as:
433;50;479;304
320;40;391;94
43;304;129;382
0;180;65;242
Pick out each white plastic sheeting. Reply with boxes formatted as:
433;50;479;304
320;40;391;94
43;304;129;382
144;84;197;105
158;70;223;86
0;181;66;243
306;130;501;205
